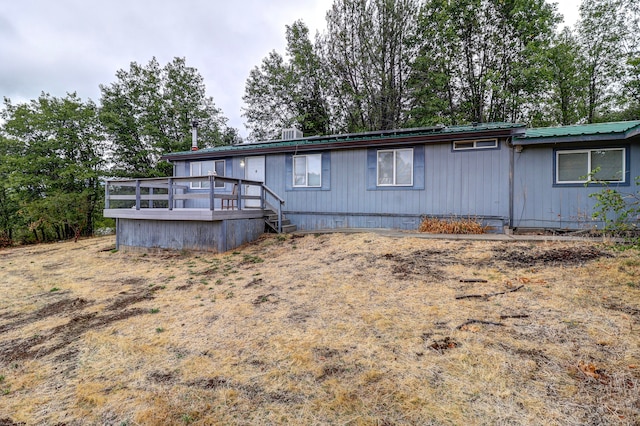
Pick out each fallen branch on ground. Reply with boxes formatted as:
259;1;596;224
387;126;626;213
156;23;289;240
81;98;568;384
456;319;505;330
499;314;529;319
455;284;524;300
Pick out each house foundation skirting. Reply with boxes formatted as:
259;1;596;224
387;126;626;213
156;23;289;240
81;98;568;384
115;218;265;252
284;212;508;233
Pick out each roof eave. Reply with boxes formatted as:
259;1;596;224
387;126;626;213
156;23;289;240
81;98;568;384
626;126;640;139
514;133;629;146
163;127;522;161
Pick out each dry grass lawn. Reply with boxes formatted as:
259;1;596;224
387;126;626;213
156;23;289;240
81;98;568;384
0;233;639;425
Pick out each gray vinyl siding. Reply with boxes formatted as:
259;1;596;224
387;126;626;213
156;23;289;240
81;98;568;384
513;143;639;229
424;143;508;218
264;141;510;230
173;140;511;231
173;158;237;209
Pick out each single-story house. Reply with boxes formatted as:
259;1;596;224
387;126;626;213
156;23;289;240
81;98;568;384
103;120;640;251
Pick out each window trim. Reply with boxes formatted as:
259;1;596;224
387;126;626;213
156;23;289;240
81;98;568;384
453;138;498;151
293;154;322;188
377;148;414;187
555;147;626;185
190;160;226;189
285;152;331;191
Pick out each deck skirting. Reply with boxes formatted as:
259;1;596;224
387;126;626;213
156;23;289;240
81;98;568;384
115;217;265;252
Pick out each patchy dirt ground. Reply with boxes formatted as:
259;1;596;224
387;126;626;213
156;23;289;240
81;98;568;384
0;234;638;425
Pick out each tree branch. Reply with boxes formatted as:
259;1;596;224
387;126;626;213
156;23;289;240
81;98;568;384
455;284;524;300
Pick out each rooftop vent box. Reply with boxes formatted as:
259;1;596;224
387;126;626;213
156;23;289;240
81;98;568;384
282;128;303;140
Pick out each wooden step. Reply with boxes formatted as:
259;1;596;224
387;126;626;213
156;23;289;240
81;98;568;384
263;210;296;233
281;224;297;233
264;220;297;234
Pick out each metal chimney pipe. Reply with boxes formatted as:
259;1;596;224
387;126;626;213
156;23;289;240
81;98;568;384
191;119;199;151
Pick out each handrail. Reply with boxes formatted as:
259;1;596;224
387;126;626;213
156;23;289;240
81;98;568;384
261;184;285;233
262;184;284;204
105;175;264;186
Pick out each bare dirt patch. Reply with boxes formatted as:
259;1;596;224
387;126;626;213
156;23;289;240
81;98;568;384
0;234;638;425
495;244;612;267
1;308;148;362
0;297;92;335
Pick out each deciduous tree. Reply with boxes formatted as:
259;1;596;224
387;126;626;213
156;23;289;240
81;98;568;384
575;0;627;122
408;0;558;125
1;93;105;241
321;0;418;132
243;21;331;140
538;28;585;126
100;57;232;177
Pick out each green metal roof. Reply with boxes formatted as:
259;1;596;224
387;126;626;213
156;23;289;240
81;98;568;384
163;122;525;160
514;121;640;144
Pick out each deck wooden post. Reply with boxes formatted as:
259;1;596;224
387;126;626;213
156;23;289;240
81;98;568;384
261;186;266;210
209;176;215;211
149;187;154;209
105;181;110;209
168;178;174;211
135;180;141;210
237;179;243;210
278;201;283;233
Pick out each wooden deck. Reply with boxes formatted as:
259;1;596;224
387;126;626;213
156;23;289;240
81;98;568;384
104;175;288;251
104;175;285;230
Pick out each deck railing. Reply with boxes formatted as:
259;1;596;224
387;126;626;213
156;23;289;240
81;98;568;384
104;175;286;232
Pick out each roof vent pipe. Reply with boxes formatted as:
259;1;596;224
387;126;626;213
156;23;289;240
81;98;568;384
191;119;199;151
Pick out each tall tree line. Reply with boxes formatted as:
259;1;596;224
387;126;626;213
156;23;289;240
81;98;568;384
0;57;235;245
243;0;640;139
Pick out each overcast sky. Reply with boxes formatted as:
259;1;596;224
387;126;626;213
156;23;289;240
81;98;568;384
1;0;580;138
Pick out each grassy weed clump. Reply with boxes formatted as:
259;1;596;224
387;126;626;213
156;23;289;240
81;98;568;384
242;254;263;264
419;216;489;234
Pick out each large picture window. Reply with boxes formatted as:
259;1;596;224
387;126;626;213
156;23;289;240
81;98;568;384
190;160;225;188
377;148;413;186
293;154;322;187
556;148;626;183
556;148;625;184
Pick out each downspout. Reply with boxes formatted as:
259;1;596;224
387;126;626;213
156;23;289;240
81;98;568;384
506;128;525;233
506;136;516;233
115;218;120;250
509;139;514;232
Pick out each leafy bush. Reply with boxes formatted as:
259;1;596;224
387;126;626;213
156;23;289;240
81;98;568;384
587;174;640;248
590;177;640;233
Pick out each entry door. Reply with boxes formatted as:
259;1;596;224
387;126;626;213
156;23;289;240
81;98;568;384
245;156;265;208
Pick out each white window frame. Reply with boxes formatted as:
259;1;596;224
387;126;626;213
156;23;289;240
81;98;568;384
293;154;322;188
377;148;414;187
556;148;626;184
190;160;225;189
453;139;498;150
